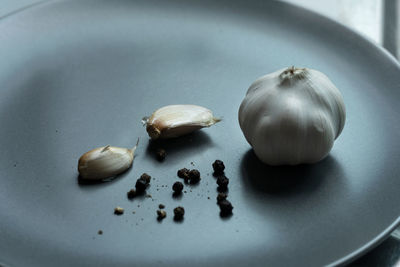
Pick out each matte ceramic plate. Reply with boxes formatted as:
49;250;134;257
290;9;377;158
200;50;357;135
0;0;400;266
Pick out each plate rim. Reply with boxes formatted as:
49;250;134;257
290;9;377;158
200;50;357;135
0;0;399;266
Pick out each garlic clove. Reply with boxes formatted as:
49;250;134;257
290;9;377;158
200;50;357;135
143;105;220;139
78;139;139;180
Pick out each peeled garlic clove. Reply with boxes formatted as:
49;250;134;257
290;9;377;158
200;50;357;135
144;104;220;139
78;139;139;180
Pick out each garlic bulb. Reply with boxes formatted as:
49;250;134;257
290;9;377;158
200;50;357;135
144;105;220;139
238;67;346;165
78;139;139;180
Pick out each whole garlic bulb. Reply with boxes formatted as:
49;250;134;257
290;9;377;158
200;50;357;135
238;67;346;165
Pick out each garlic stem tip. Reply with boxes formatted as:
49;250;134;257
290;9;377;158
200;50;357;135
141;117;149;126
131;137;140;153
213;117;222;123
101;145;111;152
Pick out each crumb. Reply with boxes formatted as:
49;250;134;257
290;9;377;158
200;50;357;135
184;190;187;193
212;160;225;175
172;181;184;194
157;210;167;221
127;189;137;199
174;206;185;221
159;204;165;209
132;211;136;214
156;148;166;161
114;206;124;215
207;197;210;199
146;194;152;198
190;162;194;166
98;230;103;235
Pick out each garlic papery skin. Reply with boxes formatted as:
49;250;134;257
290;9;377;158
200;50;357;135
144;105;220;139
238;67;346;166
78;140;138;180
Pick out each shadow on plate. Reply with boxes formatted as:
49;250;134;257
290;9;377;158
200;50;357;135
240;149;344;197
145;131;213;162
76;165;133;187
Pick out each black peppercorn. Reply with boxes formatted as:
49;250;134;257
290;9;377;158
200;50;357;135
156;148;166;161
216;193;227;204
189;169;201;184
172;181;184;194
219;200;233;216
174;206;185;221
127;189;137;199
140;173;151;184
212;160;225;175
135;178;147;193
159;204;165;209
216;175;229;191
177;168;190;179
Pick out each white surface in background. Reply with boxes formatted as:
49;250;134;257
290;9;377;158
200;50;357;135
282;0;383;45
0;0;386;47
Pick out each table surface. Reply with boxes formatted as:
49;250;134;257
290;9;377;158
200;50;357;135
0;0;399;266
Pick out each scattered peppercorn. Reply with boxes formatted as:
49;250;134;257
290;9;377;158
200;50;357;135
172;181;184;194
173;206;185;221
127;189;137;199
135;178;148;193
216;175;229;191
177;168;190;179
114;206;124;215
212;160;225;175
159;204;165;209
218;200;233;216
98;230;103;235
140;173;151;184
189;169;201;184
157;210;167;221
156;148;166;161
217;193;228;204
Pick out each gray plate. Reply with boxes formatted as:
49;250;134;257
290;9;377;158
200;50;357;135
1;0;400;266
